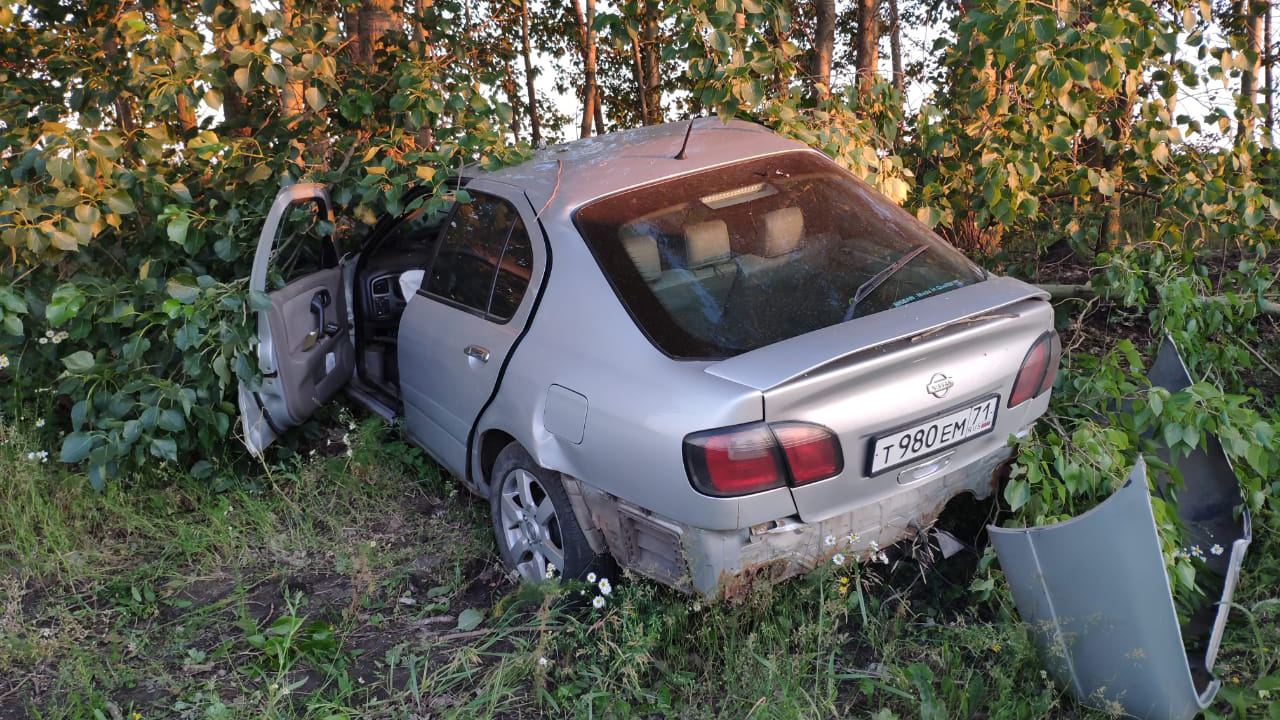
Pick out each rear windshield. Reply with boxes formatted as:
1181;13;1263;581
573;151;985;359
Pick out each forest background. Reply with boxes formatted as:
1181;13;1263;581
1;1;1279;718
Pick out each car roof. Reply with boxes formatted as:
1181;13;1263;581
464;118;812;217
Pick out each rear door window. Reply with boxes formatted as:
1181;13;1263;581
423;192;534;321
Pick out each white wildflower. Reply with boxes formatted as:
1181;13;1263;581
1210;544;1224;556
38;450;48;463
586;572;597;583
876;551;889;564
38;337;47;344
44;330;53;338
832;553;845;566
598;578;612;595
35;418;45;428
592;595;605;609
51;334;62;344
824;534;836;547
538;656;549;667
869;540;879;550
847;534;859;545
0;354;9;369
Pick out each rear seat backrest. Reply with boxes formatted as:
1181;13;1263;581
684;220;732;268
736;207;807;302
761;207;803;257
620;230;662;283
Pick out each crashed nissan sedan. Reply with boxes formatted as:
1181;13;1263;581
239;119;1060;598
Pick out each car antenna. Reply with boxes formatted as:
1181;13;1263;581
674;118;696;160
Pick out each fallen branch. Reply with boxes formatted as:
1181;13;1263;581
1035;284;1280;317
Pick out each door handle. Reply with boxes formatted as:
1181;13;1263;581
309;289;340;340
464;345;490;362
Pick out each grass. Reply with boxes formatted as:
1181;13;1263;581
2;414;1278;719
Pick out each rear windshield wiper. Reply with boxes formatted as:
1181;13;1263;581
842;243;930;322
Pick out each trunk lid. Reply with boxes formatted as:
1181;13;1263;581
705;276;1053;523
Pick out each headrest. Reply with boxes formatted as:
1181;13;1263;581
620;230;661;283
684;220;731;268
761;207;803;257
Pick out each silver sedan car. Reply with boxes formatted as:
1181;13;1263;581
238;118;1060;598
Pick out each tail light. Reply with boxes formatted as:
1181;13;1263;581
684;422;842;497
772;422;843;484
1008;331;1060;407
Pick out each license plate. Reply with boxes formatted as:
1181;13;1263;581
867;395;999;475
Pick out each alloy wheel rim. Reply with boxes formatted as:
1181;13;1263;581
498;469;565;582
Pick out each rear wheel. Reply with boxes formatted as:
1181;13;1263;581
489;443;597;583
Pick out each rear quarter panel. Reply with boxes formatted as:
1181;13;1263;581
474;209;797;532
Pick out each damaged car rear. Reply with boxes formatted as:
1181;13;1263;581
240;119;1060;599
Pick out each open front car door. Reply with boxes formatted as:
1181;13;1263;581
238;184;354;455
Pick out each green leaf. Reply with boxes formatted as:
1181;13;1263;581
60;432;96;463
264;64;286;87
0;290;27;315
709;30;730;53
149;436;178;461
166;274;201;304
167;215;190;245
456;608;484;631
305;86;326;111
1004;479;1030;511
50;229;78;252
104;189;135;215
62;350;95;372
1;314;21;336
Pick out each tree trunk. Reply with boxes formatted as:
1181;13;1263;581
630;34;649;124
1266;1;1274;140
640;1;662;124
810;0;835;100
279;0;306;120
212;14;250;137
351;0;398;65
413;0;435;152
1238;0;1264;140
571;0;600;138
153;1;197;133
855;0;880;93
520;0;541;145
888;0;903;95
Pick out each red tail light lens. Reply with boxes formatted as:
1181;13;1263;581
684;422;844;496
1008;332;1056;407
771;423;842;485
684;423;786;496
1037;332;1062;396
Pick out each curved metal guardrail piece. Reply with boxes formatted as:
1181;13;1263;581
990;337;1252;720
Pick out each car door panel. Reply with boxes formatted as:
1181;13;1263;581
238;184;353;455
398;179;544;482
263;266;353;421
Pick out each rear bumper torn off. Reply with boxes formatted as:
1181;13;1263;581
576;442;1016;599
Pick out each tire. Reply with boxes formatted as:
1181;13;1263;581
489;442;599;583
